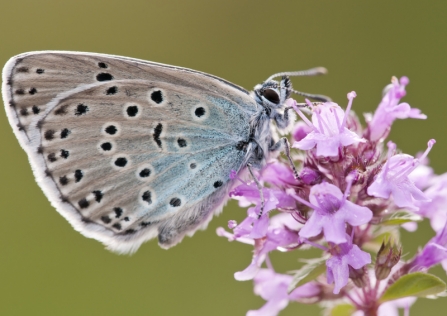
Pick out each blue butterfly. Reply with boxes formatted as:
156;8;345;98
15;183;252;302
2;51;327;253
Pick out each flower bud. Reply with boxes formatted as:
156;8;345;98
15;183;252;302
375;239;402;280
228;220;237;229
349;266;369;288
292;121;313;141
299;167;320;185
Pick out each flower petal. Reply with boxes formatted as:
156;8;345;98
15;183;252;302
322;215;348;244
341;201;373;227
299;212;325;239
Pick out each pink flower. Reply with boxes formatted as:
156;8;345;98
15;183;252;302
411;224;447;272
247;269;320;316
326;238;371;294
291;93;365;157
293;180;372;244
232;216;300;281
261;162;299;187
218;214;301;281
218;181;300;280
416;173;447;232
367;140;434;211
408;153;434;190
367;76;426;142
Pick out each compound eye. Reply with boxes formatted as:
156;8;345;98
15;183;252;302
263;88;280;104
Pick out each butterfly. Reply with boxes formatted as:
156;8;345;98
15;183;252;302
2;51;327;254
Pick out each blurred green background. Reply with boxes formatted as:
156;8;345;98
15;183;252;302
1;0;446;315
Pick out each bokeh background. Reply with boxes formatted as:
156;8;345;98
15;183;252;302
1;1;446;315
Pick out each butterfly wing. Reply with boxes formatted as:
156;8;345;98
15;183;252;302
2;51;257;253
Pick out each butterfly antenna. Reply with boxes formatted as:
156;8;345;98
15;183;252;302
291;89;332;102
265;67;327;82
266;67;331;102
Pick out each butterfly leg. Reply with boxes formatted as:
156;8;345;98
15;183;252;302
270;137;300;180
273;107;292;129
247;163;265;219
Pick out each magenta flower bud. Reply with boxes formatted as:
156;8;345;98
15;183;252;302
292;121;313;141
375;239;402;280
299;167;320;185
348;266;369;288
228;220;238;229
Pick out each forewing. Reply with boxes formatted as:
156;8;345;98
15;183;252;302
2;51;256;253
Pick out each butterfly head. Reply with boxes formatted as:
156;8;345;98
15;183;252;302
253;68;331;115
253;76;292;112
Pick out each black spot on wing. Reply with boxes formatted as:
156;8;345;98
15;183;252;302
177;138;187;148
153;123;162;148
74;170;83;182
16;67;29;73
55;104;68;116
60;150;69;159
169;198;181;207
114;207;123;218
101;216;111;224
96;73;113;81
93;190;103;203
78;198;89;209
44;130;55;140
105;125;117;135
36;69;44;74
19;108;28;116
139;168;151;178
194;107;205;117
98;62;108;68
61;128;71;139
75;104;88;116
114;157;127;167
101;142;112;151
151;90;163;104
106;86;117;95
126;105;138;117
59;175;69;186
213;180;223;188
32;105;40;114
112;223;122;230
47;153;57;162
28;87;37;95
142;191;152;204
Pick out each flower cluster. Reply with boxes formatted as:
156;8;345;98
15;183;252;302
218;76;447;315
